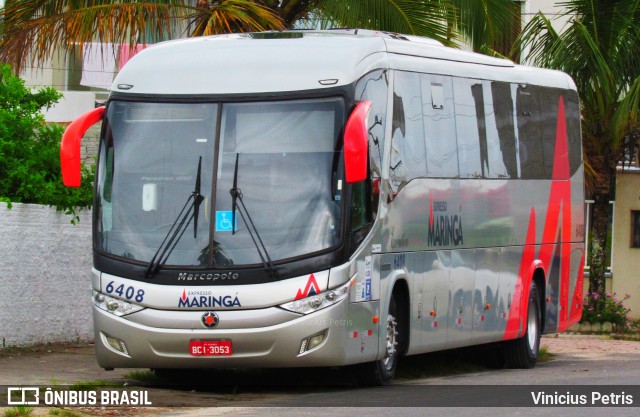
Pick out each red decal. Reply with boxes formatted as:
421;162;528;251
569;252;586;324
352;331;358;338
433;321;438;328
295;274;321;300
456;318;462;325
367;330;373;336
480;315;485;322
181;289;187;302
504;207;537;340
429;194;434;229
504;96;576;340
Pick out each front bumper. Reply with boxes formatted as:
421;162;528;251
94;297;357;369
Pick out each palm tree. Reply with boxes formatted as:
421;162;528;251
516;0;640;297
0;0;286;71
450;0;522;59
0;0;518;72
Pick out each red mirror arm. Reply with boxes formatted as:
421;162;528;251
344;101;372;183
61;106;105;187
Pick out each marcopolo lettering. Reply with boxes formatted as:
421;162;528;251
177;272;239;281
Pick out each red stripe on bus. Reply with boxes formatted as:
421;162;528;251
504;96;575;340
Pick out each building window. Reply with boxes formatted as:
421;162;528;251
632;211;640;248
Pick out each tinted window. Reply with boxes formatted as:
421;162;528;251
355;70;389;177
390;71;427;191
515;84;544;179
491;82;518;178
539;88;560;178
565;90;583;176
481;81;511;178
454;78;484;178
421;74;458;178
355;70;388;222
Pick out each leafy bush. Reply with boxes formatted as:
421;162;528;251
0;64;93;222
582;291;633;330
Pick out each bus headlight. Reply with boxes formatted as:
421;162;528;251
280;278;354;315
93;291;144;317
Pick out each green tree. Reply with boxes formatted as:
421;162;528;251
0;0;519;71
0;64;93;221
516;0;640;298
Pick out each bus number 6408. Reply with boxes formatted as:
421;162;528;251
105;281;145;303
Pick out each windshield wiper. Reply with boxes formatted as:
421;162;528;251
145;156;204;279
229;154;279;279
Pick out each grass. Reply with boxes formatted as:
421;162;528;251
3;406;33;417
48;408;83;417
537;344;554;362
125;369;159;384
67;380;120;391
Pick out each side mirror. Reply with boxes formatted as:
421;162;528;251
61;106;105;187
344;101;372;183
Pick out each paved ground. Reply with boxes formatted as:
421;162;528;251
1;334;639;416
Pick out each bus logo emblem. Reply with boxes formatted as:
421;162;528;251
202;312;219;328
295;274;321;300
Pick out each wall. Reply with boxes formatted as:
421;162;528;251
44;91;97;123
612;171;640;320
527;1;573;33
0;203;93;347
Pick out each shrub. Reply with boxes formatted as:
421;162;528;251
0;64;93;222
582;291;633;331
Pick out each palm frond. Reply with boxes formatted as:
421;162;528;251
611;75;640;148
314;0;458;47
0;0;283;71
451;0;519;54
190;0;283;37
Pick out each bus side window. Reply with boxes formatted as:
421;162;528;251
565;90;583;175
539;87;559;178
390;71;427;192
515;84;545;179
354;70;389;225
490;82;518;178
421;74;458;178
454;78;484;178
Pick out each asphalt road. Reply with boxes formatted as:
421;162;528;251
1;334;639;416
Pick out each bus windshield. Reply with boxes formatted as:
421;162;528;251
96;98;345;268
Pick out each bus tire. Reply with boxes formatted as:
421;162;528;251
504;280;541;369
356;295;399;385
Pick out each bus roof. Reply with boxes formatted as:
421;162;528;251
112;29;574;96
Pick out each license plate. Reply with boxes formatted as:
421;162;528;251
189;339;232;356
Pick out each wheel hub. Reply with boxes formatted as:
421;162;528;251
383;315;398;370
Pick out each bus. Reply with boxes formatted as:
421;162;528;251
61;29;585;385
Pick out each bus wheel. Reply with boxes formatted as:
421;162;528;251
356;296;398;385
504;280;541;369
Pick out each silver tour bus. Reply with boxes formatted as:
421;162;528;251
61;30;585;385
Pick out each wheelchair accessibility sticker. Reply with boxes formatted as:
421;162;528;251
215;211;238;232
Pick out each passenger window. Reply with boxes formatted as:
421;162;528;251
421;74;458;178
355;70;388;178
515;84;545;179
540;88;560;178
355;70;388;222
565;90;583;176
390;71;427;191
454;79;511;179
454;78;483;178
481;81;510;178
490;82;518;178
